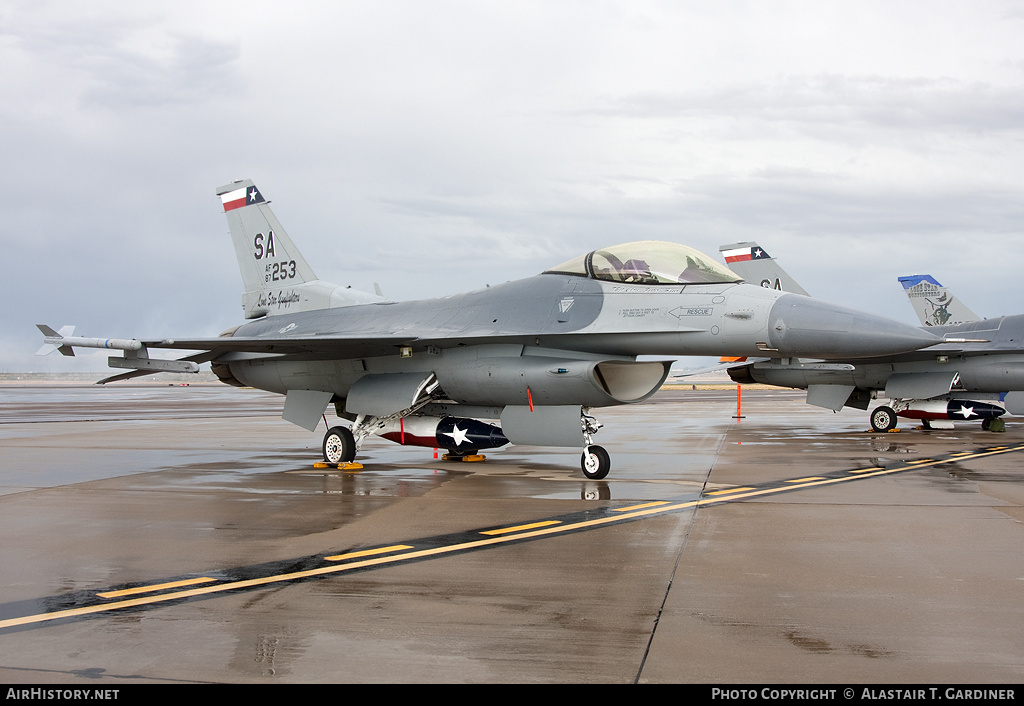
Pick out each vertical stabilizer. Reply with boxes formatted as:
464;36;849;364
217;180;382;318
898;275;980;327
719;242;810;296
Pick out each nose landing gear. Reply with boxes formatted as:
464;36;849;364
581;445;610;480
580;412;610;479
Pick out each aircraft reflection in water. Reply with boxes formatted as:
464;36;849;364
38;181;939;479
720;242;1024;432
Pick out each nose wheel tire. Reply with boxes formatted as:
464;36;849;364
323;426;356;464
581;445;611;480
870;406;898;432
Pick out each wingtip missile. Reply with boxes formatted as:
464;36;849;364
35;324;143;356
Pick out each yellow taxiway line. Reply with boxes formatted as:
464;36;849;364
4;443;1022;631
97;577;217;599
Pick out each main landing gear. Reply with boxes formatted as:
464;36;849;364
870;405;898;432
323;426;356;464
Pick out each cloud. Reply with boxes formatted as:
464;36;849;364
597;75;1024;135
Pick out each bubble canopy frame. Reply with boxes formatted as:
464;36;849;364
545;240;742;285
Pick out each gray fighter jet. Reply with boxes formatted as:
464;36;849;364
719;242;1024;432
36;181;939;479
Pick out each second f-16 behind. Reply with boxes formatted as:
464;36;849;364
720;242;1024;432
38;181;939;478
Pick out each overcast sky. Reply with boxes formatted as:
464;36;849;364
4;1;1024;372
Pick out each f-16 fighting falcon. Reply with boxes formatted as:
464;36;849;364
720;242;1024;432
37;181;940;479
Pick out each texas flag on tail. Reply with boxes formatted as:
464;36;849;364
221;185;266;212
721;245;771;263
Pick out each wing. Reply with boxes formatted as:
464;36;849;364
37;326;418;384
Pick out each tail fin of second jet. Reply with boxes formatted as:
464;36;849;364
898;274;980;327
719;242;810;296
217;179;383;319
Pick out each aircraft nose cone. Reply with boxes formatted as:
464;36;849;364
768;294;940;358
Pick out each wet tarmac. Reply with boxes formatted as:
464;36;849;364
0;383;1021;683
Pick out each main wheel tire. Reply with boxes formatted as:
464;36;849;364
581;445;611;480
870;406;898;432
323;426;356;464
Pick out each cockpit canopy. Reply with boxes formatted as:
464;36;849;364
545;240;742;285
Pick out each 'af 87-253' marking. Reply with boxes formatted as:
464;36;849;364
266;260;297;283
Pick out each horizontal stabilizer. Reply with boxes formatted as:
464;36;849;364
107;356;200;374
96;351;218;384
